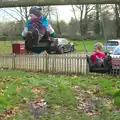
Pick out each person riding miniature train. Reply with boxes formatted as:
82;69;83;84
21;7;56;49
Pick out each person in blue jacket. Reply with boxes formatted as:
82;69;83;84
22;7;56;40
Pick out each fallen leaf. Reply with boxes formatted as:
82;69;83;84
112;84;116;87
33;88;39;94
39;89;46;95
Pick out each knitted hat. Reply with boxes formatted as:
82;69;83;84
29;7;42;17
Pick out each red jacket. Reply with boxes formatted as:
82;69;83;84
92;52;105;63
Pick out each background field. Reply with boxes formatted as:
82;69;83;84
0;40;105;54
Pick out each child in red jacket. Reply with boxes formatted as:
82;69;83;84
92;43;105;65
88;43;105;68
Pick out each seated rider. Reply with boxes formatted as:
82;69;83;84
87;42;105;68
21;7;56;45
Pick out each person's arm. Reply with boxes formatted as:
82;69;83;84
41;16;49;28
47;24;56;37
21;27;28;39
41;16;56;37
21;20;32;38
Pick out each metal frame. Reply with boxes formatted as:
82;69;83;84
0;0;120;7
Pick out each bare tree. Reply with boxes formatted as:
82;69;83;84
56;9;61;35
72;5;95;37
48;7;61;35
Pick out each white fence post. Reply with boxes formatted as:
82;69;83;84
46;54;49;73
12;54;16;69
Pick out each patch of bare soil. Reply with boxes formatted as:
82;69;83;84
29;99;49;120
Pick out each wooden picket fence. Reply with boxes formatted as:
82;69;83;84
0;54;89;75
111;55;120;75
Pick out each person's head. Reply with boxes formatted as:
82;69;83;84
93;42;104;52
29;7;42;19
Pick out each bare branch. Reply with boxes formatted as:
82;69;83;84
87;5;95;13
1;8;20;21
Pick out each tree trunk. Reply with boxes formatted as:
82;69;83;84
115;4;120;38
79;5;84;35
24;7;28;21
94;4;100;36
47;6;52;23
56;9;61;35
83;5;89;35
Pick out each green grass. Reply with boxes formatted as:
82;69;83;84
0;71;28;77
0;41;12;54
0;40;105;54
0;41;24;54
71;40;105;52
0;71;120;120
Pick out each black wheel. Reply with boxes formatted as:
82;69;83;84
59;47;64;54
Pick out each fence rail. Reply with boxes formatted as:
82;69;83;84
0;54;88;75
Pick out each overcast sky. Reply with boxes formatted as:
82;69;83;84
0;5;74;23
55;5;74;22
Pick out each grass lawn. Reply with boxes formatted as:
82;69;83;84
0;41;24;54
0;40;105;54
71;40;105;53
0;71;120;120
0;41;12;54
